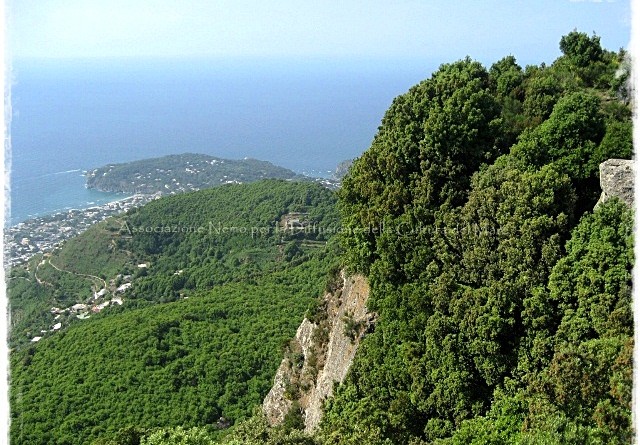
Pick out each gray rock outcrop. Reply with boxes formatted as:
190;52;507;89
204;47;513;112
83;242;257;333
262;318;317;425
596;159;634;208
262;272;372;432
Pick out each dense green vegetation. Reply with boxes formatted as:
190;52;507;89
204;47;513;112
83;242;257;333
123;179;338;301
11;276;324;445
10;180;340;445
85;153;305;194
8;180;339;346
320;31;633;444
9;32;633;445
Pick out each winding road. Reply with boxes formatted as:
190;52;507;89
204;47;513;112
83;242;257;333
34;255;107;293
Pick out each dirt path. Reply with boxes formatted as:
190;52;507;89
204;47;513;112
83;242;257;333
47;259;108;291
34;258;51;286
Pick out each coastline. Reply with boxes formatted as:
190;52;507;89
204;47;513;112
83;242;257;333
6;164;343;268
4;193;161;268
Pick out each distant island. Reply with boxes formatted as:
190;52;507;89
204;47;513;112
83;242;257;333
85;153;309;194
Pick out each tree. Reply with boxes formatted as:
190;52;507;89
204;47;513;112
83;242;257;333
526;200;633;444
521;66;565;125
339;57;503;274
559;31;604;68
513;91;606;213
140;427;214;445
489;55;524;100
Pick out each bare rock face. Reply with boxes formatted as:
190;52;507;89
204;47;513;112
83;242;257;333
263;318;317;425
262;365;292;425
304;273;371;432
262;272;372;432
596;159;634;208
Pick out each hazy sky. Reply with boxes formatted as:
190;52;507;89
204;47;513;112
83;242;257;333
9;0;632;65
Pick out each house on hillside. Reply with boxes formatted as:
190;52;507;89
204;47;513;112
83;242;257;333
70;303;87;313
116;283;132;293
281;212;311;232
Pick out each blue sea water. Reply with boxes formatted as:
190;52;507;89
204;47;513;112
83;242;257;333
9;57;436;226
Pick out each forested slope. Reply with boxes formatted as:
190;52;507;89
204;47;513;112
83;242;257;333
9;180;340;445
320;31;633;444
8;31;634;445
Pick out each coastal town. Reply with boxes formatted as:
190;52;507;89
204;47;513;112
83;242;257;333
5;193;161;268
5;156;347;268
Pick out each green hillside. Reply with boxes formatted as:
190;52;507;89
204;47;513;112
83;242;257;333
322;31;633;444
85;153;305;194
8;31;634;445
11;272;328;445
8;180;338;346
9;180;340;445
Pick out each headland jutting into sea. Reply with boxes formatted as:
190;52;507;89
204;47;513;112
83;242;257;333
5;154;347;267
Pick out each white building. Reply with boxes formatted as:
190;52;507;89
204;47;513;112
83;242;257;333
116;283;132;293
71;303;87;312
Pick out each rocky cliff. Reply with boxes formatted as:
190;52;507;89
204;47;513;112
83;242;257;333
263;272;372;432
596;158;634;208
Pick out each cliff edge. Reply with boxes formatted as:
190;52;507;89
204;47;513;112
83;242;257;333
263;272;372;432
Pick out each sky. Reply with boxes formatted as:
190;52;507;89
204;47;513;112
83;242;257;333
8;0;633;66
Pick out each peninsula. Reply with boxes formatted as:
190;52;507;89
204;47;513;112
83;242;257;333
7;154;344;267
85;153;307;194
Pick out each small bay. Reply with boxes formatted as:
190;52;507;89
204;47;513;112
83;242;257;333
9;57;435;225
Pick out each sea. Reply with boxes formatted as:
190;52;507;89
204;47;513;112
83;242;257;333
8;57;436;226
